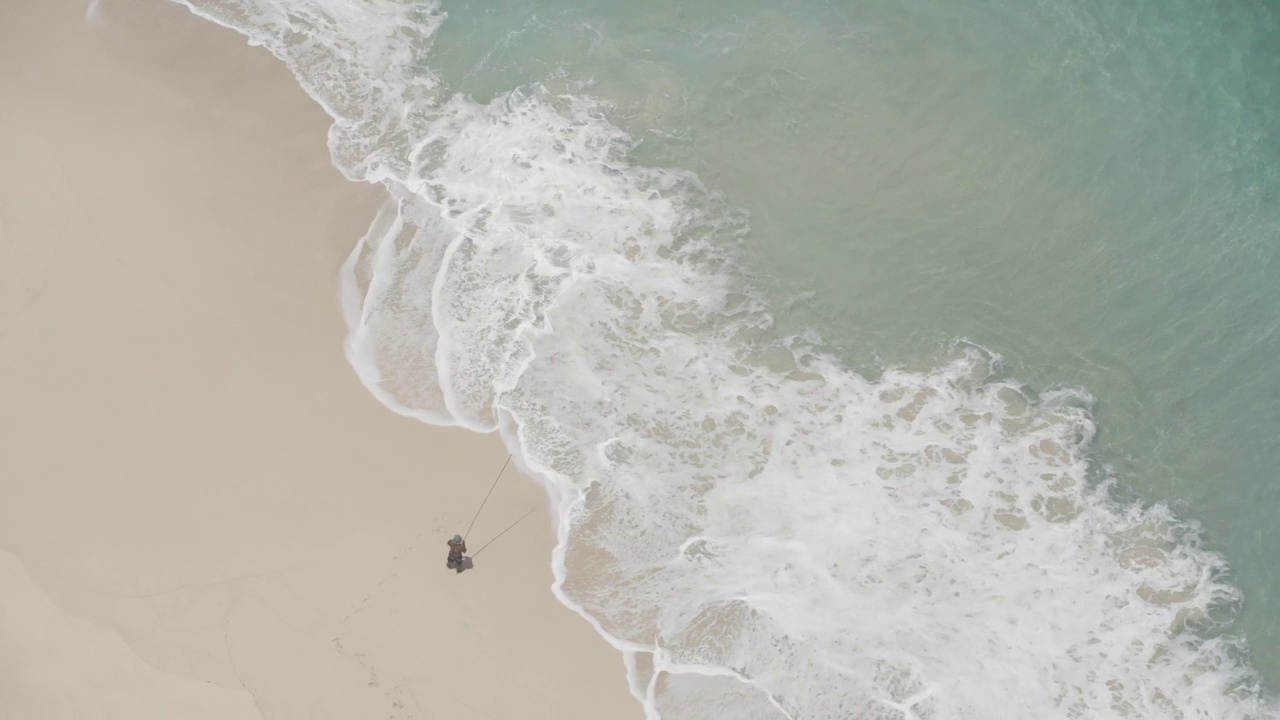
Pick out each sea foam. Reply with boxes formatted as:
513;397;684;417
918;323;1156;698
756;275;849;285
170;0;1277;716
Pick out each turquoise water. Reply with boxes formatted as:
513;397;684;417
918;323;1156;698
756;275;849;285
181;0;1279;715
429;0;1280;685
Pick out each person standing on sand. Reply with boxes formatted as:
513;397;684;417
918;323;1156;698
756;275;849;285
446;534;467;572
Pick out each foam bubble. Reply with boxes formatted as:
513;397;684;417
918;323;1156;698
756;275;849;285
170;0;1278;716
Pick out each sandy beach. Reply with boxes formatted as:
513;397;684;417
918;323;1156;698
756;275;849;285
0;1;637;717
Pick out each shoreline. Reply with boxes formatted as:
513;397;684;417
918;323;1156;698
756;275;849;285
0;1;639;716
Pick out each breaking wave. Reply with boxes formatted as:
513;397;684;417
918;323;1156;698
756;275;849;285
170;0;1277;716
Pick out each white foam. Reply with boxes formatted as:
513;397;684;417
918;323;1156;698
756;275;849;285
169;0;1278;716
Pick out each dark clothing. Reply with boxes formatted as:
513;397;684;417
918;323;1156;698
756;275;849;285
446;538;467;570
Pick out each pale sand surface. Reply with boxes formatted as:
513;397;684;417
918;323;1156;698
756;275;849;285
0;2;638;717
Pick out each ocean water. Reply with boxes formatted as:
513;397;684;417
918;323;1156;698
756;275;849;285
171;0;1279;717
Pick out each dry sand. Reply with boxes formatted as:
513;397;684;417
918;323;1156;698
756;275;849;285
0;1;638;717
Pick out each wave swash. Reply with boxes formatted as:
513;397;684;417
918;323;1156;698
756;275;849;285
169;0;1276;717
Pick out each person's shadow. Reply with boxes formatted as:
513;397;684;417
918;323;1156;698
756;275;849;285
452;557;475;574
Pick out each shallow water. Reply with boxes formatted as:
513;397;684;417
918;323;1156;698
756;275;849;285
427;0;1280;685
176;0;1279;715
